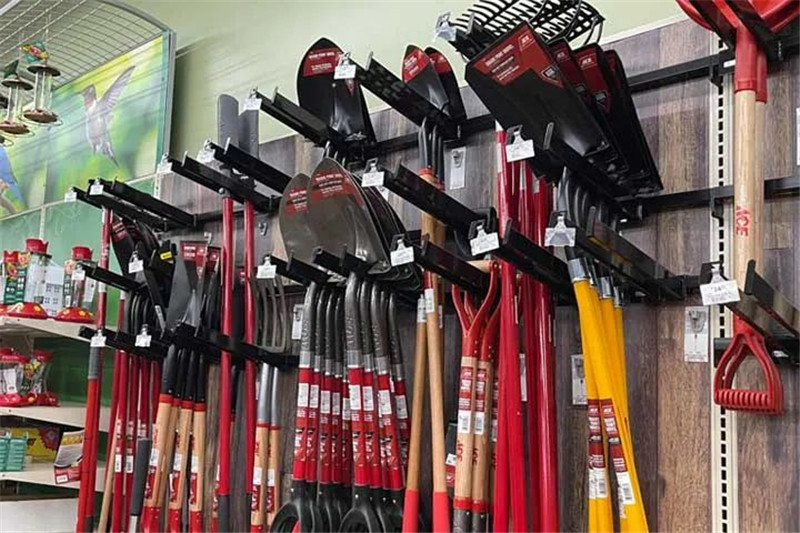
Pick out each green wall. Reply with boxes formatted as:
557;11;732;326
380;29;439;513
128;0;683;156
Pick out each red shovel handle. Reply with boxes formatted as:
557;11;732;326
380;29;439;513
713;319;783;413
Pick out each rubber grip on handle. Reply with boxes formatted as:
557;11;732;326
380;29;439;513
432;491;451;533
472;512;487;533
130;439;151;516
452;508;471;533
401;488;419;533
219;495;230;533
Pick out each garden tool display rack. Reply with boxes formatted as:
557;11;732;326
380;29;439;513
61;1;800;532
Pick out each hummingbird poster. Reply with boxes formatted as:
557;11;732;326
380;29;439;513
0;34;171;218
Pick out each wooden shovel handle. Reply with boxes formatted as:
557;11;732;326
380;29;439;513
250;424;270;531
266;424;282;527
188;407;206;533
401;300;428;533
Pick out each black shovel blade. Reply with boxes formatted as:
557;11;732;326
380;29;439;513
278;173;318;264
425;47;467;122
465;22;610;160
604;50;662;193
573;44;652;188
402;44;449;113
297;38;375;144
549;39;624;171
306;158;390;274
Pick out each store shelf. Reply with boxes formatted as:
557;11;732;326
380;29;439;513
0;461;105;491
0;402;110;432
0;316;94;341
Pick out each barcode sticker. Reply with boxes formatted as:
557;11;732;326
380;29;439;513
252;466;263;486
125;455;134;474
348;385;361;412
616;471;635;505
320;390;332;414
519;353;527;402
309;384;320;409
416;297;426;324
342;397;352;421
332;392;341;416
172;452;182;471
424;288;435;313
473;412;485;435
297;383;310;408
445;453;457;467
457;410;472;434
191;455;200;474
362;386;375;412
114;454;122;473
395;396;408;419
378;390;392;416
149;448;160;467
267;468;276;486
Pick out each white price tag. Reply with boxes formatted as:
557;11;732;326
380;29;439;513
616;471;636;505
424;288;435;313
148;448;160;467
334;62;356;80
342;397;352;421
128;258;144;274
135;332;152;348
191;455;200;474
470;229;499;256
90;333;106;348
257;264;277;279
2;369;17;393
291;304;304;340
71;268;86;281
267;468;276;486
473;412;485;435
156;158;173;176
309;384;320;409
172;452;182;471
390;243;414;267
519;352;527;402
125;455;134;474
505;136;535;162
64;190;77;203
445;453;457;467
89;182;104;196
362;171;385;188
244;95;262;111
197;145;215;164
544;215;576;247
700;277;740;306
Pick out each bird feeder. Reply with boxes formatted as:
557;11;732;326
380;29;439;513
55;246;95;323
0;63;33;136
5;238;52;319
23;62;60;124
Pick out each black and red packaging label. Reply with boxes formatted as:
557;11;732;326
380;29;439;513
302;47;341;77
428;51;452;74
473;25;563;88
402;47;431;82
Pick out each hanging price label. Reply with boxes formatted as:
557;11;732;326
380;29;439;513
470;228;499;256
390;242;414;267
71;268;86;281
243;94;262;111
505;133;535;162
135;332;152;348
334;62;356;80
197;145;215;164
128;257;144;274
156;158;173;176
291;304;304;340
64;189;77;203
89;182;104;196
90;333;107;348
362;170;385;188
256;263;277;279
544;215;576;247
700;272;740;306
